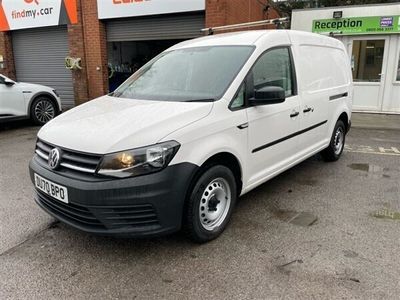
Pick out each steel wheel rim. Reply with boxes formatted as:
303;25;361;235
334;127;344;155
35;100;55;124
199;177;231;231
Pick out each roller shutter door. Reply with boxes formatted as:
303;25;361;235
12;26;74;108
106;13;205;42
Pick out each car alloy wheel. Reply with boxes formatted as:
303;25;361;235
34;99;55;124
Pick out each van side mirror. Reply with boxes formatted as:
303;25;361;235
250;86;286;106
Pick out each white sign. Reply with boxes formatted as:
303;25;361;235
97;0;205;20
0;0;78;32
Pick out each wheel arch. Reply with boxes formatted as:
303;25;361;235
338;111;350;133
187;152;243;199
27;92;60;117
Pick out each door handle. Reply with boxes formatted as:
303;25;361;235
290;111;300;118
303;107;312;113
237;122;248;130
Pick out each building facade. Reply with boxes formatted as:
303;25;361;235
0;0;278;108
292;3;400;114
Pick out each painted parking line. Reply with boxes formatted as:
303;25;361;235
345;145;400;156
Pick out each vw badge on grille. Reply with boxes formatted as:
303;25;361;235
48;148;61;170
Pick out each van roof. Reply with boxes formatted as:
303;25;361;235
170;30;343;50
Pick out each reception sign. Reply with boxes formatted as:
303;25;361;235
97;0;205;20
312;15;400;35
0;0;78;32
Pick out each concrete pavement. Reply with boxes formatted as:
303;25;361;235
352;112;400;131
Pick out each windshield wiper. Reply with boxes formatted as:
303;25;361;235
108;94;214;102
110;91;123;97
183;99;215;102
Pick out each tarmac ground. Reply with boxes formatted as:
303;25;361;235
1;115;400;299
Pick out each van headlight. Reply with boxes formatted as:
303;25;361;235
97;141;180;178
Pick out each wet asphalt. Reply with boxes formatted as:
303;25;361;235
0;120;399;299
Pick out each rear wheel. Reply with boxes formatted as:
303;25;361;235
321;120;346;162
184;165;237;243
30;97;57;125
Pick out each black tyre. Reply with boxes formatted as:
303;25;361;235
321;120;346;162
184;165;237;243
30;97;57;125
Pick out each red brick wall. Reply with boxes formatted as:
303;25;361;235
206;0;279;29
0;31;15;80
68;0;89;105
81;0;108;100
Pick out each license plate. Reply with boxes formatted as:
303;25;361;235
34;173;69;204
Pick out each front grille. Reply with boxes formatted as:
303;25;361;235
35;140;102;175
36;192;160;231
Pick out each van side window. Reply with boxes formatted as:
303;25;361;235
230;83;246;109
252;48;294;97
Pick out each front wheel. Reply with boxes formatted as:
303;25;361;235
321;120;346;162
30;97;57;125
184;165;237;243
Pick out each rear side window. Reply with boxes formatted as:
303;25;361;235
252;47;295;97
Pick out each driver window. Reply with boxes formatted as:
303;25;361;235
252;48;295;97
0;76;5;84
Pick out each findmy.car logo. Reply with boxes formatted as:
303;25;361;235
12;0;54;20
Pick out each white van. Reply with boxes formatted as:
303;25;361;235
29;30;352;243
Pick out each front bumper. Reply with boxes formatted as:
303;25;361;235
29;157;198;237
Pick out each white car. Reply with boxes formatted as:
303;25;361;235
0;74;62;125
29;30;352;243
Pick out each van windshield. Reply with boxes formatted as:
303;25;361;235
111;46;255;102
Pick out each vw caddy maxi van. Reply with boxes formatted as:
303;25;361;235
30;30;353;243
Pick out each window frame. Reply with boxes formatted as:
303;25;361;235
395;46;400;83
351;39;386;83
229;45;298;111
229;81;247;111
